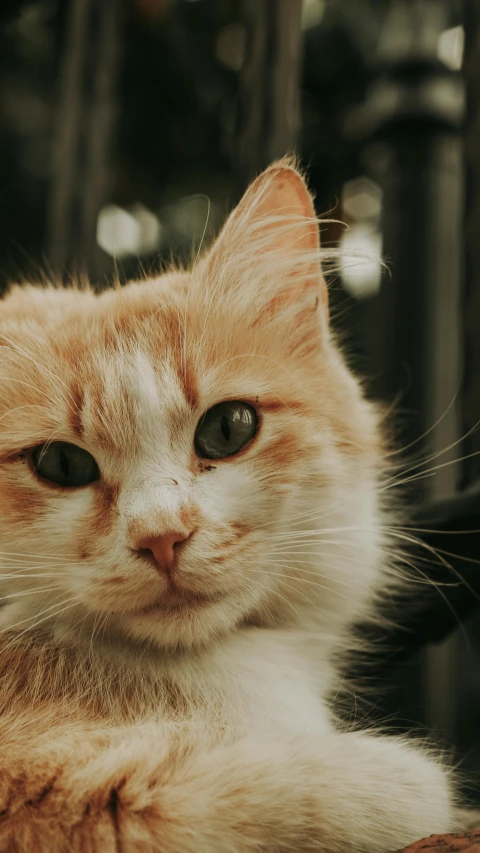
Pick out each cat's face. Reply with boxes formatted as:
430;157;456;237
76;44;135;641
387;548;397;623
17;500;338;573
0;162;384;650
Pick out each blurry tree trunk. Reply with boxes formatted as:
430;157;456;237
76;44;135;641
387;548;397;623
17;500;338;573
235;0;302;195
47;0;124;281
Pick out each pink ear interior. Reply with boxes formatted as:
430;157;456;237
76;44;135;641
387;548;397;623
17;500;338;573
239;164;319;253
240;163;328;313
200;159;328;323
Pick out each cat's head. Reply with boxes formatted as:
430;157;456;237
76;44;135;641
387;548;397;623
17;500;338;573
0;160;385;651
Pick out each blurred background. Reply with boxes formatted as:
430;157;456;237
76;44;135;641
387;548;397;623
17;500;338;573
1;0;480;801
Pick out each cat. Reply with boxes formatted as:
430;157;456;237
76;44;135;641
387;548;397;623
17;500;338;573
0;158;461;852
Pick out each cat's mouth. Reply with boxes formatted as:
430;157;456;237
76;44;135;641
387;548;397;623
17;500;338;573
135;587;225;615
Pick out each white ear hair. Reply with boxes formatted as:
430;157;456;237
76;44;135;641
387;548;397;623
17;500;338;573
198;160;330;323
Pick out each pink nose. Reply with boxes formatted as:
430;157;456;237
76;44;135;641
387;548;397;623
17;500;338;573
134;531;190;575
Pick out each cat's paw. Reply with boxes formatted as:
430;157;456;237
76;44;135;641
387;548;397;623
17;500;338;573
316;731;455;852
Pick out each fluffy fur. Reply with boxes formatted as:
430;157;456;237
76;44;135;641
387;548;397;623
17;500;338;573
0;160;459;851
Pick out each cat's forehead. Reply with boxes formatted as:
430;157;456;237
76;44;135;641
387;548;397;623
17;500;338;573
15;279;195;458
71;319;196;456
79;344;192;440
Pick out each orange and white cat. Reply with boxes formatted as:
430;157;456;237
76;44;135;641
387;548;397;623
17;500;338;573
0;160;457;851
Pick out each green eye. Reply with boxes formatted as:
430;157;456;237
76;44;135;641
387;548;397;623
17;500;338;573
195;401;258;460
31;442;100;488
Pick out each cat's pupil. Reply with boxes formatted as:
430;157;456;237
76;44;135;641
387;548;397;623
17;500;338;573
60;450;70;478
221;415;230;442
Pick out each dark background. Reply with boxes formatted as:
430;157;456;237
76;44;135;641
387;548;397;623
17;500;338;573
2;0;480;801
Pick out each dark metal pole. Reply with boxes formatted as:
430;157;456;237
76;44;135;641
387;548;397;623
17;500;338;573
463;0;480;488
345;1;480;666
362;0;464;507
347;0;464;735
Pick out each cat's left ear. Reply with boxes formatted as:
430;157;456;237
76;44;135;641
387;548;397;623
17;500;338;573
200;158;328;324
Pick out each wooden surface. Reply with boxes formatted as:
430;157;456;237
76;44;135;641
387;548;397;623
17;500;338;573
395;831;480;851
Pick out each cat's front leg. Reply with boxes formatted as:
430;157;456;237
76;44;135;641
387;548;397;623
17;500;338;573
154;729;455;853
301;729;455;852
0;722;455;853
106;727;453;853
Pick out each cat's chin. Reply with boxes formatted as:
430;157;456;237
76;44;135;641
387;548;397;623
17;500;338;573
105;589;242;650
131;588;227;615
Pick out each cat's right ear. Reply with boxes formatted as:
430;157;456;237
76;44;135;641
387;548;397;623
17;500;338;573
198;159;328;329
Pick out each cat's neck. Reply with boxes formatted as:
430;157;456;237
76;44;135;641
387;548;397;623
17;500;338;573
0;623;334;734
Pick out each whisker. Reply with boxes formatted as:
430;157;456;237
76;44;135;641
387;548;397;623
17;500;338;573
0;338;76;409
0;550;66;561
382;431;480;488
0;585;65;601
381;381;464;460
0;594;86;653
256;568;359;604
0;573;62;580
262;586;301;619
